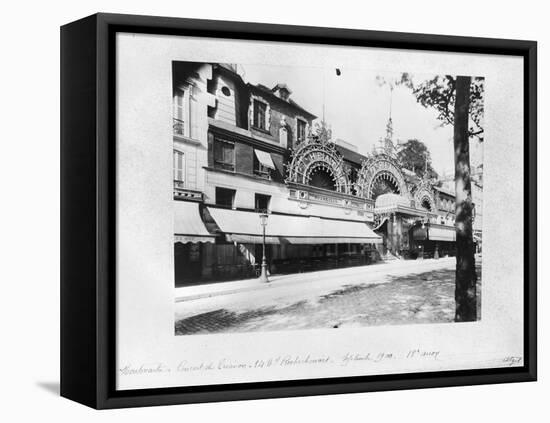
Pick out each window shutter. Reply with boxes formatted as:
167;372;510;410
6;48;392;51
173;150;185;183
173;151;178;181
190;88;199;140
265;103;271;130
180;152;185;181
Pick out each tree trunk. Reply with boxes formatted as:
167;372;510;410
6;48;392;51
453;76;477;322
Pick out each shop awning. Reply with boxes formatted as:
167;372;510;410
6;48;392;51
412;226;428;241
254;149;276;169
174;201;216;243
207;207;381;244
428;225;456;242
374;193;429;217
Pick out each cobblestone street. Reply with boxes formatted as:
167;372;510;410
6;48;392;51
175;258;482;335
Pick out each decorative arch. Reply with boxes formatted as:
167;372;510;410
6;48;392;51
286;138;350;193
413;179;436;212
355;154;409;200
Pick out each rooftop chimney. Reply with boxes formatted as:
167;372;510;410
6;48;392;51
272;83;292;101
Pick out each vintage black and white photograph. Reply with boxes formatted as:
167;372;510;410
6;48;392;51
56;10;535;408
171;62;484;335
109;28;528;394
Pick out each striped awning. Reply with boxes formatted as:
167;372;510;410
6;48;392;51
207;207;381;244
174;201;216;243
254;149;276;169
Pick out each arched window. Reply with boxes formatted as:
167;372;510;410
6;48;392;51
309;167;336;191
371;173;400;199
421;198;432;212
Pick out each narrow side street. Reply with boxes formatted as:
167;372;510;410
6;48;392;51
175;257;482;334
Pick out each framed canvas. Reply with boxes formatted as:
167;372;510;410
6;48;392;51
60;13;537;409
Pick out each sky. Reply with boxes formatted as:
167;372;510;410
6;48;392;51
240;63;483;176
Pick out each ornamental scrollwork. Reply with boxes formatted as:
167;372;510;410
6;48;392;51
412;178;436;212
355;153;410;200
285;136;350;194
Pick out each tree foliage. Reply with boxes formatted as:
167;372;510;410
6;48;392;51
399;74;485;142
390;73;482;322
312;119;332;143
397;139;438;179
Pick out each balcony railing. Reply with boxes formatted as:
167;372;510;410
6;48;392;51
213;160;235;172
173;118;185;136
254;169;271;180
173;180;203;201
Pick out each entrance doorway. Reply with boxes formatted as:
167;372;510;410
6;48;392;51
175;242;202;286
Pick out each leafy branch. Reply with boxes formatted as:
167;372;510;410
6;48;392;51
398;74;485;142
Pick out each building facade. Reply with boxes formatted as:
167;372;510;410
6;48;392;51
172;62;483;285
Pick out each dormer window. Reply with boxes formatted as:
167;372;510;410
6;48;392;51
297;118;307;144
253;99;267;130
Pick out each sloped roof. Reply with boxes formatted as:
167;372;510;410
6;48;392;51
248;83;317;120
335;144;366;165
434;185;456;197
213;63;247;87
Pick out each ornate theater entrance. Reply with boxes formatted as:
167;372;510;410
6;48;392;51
355;152;437;259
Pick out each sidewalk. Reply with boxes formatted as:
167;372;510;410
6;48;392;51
175;257;455;303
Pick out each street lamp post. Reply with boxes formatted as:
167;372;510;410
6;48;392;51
259;212;269;283
418;218;426;260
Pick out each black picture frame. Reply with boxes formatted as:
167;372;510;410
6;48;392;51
60;12;537;409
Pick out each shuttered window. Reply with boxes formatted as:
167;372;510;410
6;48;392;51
173;88;191;136
173;150;185;187
213;138;235;171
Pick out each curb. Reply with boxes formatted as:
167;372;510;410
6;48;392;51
175;258;456;303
